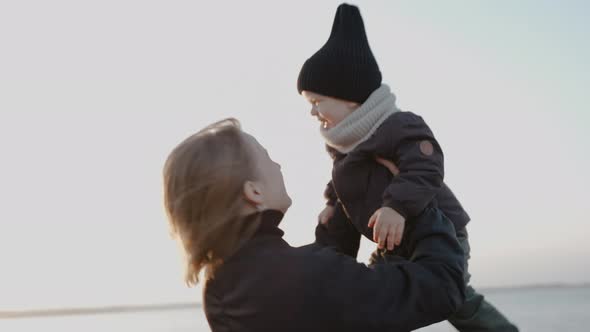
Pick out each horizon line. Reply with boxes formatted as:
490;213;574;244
2;282;589;319
0;302;201;319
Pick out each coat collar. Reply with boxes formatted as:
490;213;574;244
251;209;285;238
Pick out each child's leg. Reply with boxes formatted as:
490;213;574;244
448;227;519;332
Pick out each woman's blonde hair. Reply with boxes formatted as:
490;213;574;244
163;118;261;286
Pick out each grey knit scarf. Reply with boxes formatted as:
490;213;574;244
320;84;400;153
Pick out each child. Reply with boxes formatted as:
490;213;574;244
297;4;518;332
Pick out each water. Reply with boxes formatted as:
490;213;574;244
2;287;588;331
419;286;590;331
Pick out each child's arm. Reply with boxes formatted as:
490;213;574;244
368;113;444;250
317;181;338;224
380;113;444;219
324;180;339;207
321;144;344;222
315;145;361;257
315;202;362;258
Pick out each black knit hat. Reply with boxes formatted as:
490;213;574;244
297;3;381;104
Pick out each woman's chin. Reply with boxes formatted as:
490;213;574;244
281;197;293;213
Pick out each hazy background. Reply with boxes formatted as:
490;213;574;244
1;0;589;314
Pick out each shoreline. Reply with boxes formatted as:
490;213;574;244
2;283;589;319
480;282;590;293
0;302;201;319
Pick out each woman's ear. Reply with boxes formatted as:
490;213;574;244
243;180;264;207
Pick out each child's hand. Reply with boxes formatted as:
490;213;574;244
368;207;406;250
318;205;335;225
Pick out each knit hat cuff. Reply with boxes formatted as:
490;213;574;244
297;61;381;104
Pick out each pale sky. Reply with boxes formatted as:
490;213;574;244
0;0;589;311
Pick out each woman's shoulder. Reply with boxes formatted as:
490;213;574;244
204;241;323;305
204;237;298;299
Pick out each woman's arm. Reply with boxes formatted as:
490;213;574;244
310;207;465;331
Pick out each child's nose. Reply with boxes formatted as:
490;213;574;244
310;107;318;116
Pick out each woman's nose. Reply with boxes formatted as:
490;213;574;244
310;107;318;116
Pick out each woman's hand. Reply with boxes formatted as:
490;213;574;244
375;156;400;176
318;204;335;225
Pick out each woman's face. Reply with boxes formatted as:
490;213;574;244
242;132;292;213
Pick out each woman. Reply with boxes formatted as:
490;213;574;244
163;118;465;331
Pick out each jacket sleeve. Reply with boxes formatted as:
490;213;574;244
324;180;339;206
324;143;343;206
380;114;445;218
315;202;361;258
311;208;465;331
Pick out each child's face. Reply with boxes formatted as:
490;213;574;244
302;91;359;129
